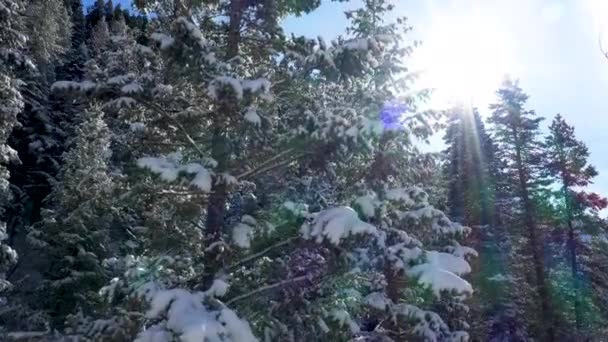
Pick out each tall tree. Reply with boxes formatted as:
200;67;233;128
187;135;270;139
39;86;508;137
41;0;477;340
0;0;28;296
56;0;87;81
488;78;554;340
443;106;497;226
27;106;114;326
544;114;607;334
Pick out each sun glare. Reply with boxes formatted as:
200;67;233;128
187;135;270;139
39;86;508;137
413;10;518;110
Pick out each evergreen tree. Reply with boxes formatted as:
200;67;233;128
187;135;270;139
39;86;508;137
56;0;87;81
544;114;607;336
0;0;28;299
28;106;114;326
488;78;553;340
443;106;497;226
43;0;477;340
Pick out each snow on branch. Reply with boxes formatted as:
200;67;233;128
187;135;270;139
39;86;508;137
135;287;258;342
207;76;271;101
301;206;378;245
137;154;214;192
406;251;473;297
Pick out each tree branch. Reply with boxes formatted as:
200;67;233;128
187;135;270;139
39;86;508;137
137;98;207;157
225;275;308;305
235;148;295;179
237;151;309;180
229;237;298;270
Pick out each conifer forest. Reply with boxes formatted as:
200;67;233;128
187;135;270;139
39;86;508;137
2;0;608;341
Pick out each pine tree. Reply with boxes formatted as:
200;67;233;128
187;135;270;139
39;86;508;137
28;106;114;326
43;0;478;340
24;0;72;75
488;78;553;340
56;0;87;81
0;0;28;301
544;114;607;336
443;106;497;226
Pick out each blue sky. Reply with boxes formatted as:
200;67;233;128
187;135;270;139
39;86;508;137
85;0;608;204
284;0;608;205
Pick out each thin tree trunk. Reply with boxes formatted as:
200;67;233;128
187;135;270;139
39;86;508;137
566;214;582;330
561;182;582;330
513;128;554;341
203;0;245;285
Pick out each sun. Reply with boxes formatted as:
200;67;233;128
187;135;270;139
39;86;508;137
413;9;518;110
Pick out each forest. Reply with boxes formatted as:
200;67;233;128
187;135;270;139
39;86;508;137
1;0;608;341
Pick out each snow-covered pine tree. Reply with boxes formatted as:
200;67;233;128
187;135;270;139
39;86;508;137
27;105;115;327
56;0;87;81
34;0;477;340
0;0;28;310
488;78;553;340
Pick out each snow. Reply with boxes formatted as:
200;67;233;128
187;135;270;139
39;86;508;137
139;288;258;342
203;279;230;298
395;303;458;342
302;206;377;245
241;215;257;226
386;186;424;206
51;80;97;92
190;167;212;192
138;156;181;182
176;17;208;49
150;33;175;49
137;156;213;192
130;122;146;131
208;77;272;101
446;244;478;258
317;318;330;333
330;309;360;333
354;193;377;218
244;107;261;125
80;80;97;91
242;78;271;94
283;201;309;217
374;34;396;43
153;84;174;96
232;222;253;249
388;244;423;270
425;251;471;276
364;292;391;311
342;37;380;52
407;251;473;297
107;74;132;85
579;233;593;244
218;309;258;342
219;173;237;186
208;76;243;100
135;44;154;54
121;82;143;94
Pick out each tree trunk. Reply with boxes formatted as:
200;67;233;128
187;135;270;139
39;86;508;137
561;181;582;331
203;0;245;285
513;129;554;341
566;215;582;330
